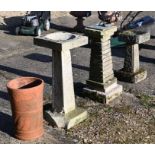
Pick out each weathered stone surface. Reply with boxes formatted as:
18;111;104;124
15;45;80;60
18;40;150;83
116;30;150;83
118;30;150;44
86;77;117;91
124;44;140;73
101;40;111;46
52;49;76;113
115;68;147;83
34;32;88;51
102;59;113;67
83;83;122;104
102;55;112;62
44;108;88;129
85;25;117;37
137;32;150;44
85;25;117;42
88;45;114;83
134;69;147;83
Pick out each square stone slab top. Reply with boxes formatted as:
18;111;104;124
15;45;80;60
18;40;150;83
85;24;117;38
34;31;88;51
118;30;150;44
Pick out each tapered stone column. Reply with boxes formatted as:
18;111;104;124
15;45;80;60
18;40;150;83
84;25;123;104
115;31;150;83
123;44;140;73
34;32;88;129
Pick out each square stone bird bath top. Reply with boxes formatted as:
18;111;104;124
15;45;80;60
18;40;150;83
34;31;88;50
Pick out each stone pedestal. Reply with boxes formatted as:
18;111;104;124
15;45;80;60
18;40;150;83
34;32;88;129
115;31;150;83
75;17;85;31
84;25;123;104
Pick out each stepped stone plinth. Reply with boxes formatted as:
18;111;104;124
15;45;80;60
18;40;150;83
83;25;123;104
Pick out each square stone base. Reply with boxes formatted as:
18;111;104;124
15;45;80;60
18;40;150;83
83;83;123;104
44;108;88;129
114;68;147;83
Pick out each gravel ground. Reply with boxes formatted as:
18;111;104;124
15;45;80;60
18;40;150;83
67;93;155;144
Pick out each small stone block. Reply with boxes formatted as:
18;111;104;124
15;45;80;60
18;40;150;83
133;69;147;83
44;108;88;129
114;68;147;83
137;32;150;44
65;108;88;129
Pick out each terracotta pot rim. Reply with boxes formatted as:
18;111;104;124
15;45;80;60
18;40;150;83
7;76;44;91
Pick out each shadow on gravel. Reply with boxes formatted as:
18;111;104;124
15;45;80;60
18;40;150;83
24;53;52;63
151;35;155;39
112;47;125;59
0;91;9;101
0;65;52;85
51;23;74;33
112;46;155;64
24;53;89;71
140;44;155;51
0;112;14;137
74;82;86;97
72;64;89;71
140;55;155;64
